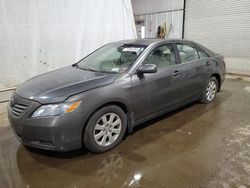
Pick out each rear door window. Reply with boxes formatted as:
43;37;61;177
197;48;209;59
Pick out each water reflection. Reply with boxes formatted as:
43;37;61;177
96;154;123;184
126;172;143;187
15;145;146;187
14;145;162;188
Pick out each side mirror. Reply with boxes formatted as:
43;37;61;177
137;64;157;74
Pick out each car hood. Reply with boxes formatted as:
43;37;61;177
15;66;117;104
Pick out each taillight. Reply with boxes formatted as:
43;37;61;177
222;57;226;67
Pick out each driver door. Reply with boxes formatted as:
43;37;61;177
131;43;183;121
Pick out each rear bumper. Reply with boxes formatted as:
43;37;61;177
8;103;86;152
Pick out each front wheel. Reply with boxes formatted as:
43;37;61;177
200;77;218;104
83;105;127;153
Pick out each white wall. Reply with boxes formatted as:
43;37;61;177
132;0;184;15
0;0;136;89
185;0;250;76
132;0;184;39
135;11;183;38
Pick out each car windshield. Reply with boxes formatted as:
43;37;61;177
76;43;146;73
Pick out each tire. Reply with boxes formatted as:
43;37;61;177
83;105;127;153
200;76;218;104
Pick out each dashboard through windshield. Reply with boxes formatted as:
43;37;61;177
76;43;147;73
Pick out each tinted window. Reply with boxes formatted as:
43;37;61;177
143;45;176;68
177;44;199;63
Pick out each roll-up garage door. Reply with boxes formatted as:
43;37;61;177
184;0;250;75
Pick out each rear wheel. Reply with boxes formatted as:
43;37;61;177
83;105;127;153
200;77;218;104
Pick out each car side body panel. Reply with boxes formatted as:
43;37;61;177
66;73;134;133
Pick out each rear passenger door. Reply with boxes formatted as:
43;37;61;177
176;43;209;100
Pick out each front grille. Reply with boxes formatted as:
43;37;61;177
10;102;30;117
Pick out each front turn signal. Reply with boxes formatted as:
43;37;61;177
66;101;81;113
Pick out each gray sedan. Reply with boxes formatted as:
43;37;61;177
8;39;226;153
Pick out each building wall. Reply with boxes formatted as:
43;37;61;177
132;0;184;39
185;0;250;75
132;0;184;15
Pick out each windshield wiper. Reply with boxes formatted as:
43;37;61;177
80;68;98;72
72;64;79;68
84;68;116;74
72;65;97;72
72;64;116;74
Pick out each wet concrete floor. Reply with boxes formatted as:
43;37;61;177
0;79;250;188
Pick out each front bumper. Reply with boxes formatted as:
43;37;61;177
8;94;85;151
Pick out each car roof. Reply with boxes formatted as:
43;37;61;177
112;38;216;56
113;38;192;46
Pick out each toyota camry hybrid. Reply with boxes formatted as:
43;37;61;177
8;39;226;153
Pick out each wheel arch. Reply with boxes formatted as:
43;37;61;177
81;101;133;147
211;73;221;92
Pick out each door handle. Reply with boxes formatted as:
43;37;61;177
173;70;180;76
206;61;211;66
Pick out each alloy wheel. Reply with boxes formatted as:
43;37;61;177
94;113;122;146
206;80;217;101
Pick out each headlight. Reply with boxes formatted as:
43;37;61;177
31;101;81;118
